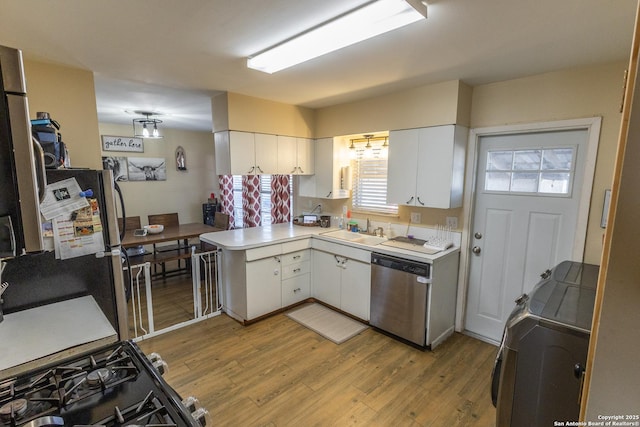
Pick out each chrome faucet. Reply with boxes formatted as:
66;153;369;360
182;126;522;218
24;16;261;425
376;226;384;237
366;218;371;233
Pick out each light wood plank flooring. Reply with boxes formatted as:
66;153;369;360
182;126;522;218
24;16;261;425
137;279;498;427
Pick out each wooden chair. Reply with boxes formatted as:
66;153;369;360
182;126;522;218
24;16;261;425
117;216;142;234
213;212;230;230
148;213;190;277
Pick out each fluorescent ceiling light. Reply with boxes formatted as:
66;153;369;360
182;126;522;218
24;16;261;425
247;0;427;74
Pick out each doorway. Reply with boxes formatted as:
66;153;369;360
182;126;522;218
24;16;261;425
460;118;601;343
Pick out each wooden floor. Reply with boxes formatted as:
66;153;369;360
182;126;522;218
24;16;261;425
138;279;499;427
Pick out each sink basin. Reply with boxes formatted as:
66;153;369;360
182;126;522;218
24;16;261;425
321;230;387;246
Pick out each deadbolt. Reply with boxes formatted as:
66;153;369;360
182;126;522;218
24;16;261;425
472;246;481;254
474;232;483;239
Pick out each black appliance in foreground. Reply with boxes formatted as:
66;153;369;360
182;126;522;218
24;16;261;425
0;341;209;426
491;260;598;427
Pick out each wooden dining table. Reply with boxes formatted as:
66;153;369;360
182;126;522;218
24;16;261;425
121;222;223;248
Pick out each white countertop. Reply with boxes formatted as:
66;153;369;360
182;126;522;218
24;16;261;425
0;296;118;378
200;223;459;263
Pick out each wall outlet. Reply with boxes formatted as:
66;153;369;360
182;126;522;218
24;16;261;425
446;216;458;229
410;212;421;223
342;205;348;215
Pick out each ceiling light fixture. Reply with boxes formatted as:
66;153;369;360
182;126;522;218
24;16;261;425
132;111;163;139
247;0;427;74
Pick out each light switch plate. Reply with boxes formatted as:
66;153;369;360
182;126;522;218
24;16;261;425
410;212;421;223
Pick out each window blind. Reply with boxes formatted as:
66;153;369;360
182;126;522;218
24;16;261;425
351;148;397;215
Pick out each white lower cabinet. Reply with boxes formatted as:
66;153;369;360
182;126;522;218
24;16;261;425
312;249;371;321
246;256;282;320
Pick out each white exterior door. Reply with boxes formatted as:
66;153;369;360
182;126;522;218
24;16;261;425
464;128;591;342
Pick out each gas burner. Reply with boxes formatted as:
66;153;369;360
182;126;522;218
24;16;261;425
0;398;28;419
86;368;113;388
91;391;176;426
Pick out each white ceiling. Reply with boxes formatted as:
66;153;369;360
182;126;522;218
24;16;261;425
0;0;636;133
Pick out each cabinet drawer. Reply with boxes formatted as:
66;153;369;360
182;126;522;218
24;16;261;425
281;238;311;253
282;274;310;307
281;249;310;265
282;260;310;279
246;244;282;261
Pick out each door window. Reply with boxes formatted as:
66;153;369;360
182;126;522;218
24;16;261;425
485;147;575;195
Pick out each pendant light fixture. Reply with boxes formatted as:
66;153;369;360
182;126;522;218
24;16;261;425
132;111;163;139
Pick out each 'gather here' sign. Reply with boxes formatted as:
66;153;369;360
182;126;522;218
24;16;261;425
101;135;144;153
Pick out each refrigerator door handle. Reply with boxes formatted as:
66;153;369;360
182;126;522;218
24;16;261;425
32;136;47;202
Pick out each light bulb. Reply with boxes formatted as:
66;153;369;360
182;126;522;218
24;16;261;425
152;123;159;137
142;123;149;138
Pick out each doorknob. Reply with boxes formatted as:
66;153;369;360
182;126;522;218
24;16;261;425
474;232;483;239
472;246;481;254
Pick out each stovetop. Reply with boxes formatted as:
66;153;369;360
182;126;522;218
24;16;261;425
0;341;206;427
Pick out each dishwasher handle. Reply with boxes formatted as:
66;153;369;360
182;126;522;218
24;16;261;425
371;253;430;277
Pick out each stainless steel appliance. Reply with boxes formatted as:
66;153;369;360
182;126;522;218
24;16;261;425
0;44;46;256
491;260;598;427
0;341;209;426
0;44;210;424
370;253;431;347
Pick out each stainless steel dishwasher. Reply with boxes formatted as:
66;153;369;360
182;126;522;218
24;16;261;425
370;253;431;347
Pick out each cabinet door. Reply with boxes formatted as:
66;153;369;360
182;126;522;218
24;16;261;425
254;133;278;174
277;135;298;174
387;129;419;205
229;131;256;175
296;137;315;175
340;258;371;320
214;131;231;175
415;125;466;208
246;256;281;319
312;250;341;308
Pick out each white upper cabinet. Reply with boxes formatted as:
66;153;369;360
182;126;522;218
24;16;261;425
387;125;467;209
298;137;350;199
214;131;277;175
277;136;314;175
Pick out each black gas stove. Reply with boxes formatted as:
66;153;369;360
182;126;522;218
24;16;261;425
0;341;208;427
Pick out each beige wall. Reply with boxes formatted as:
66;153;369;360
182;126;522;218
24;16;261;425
99;123;216;225
470;61;626;264
23;59;102;169
315;80;470;138
213;92;315;137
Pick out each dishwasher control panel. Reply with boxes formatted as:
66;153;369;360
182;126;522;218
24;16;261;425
371;253;430;278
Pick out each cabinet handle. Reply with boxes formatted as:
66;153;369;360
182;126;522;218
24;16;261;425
326;191;332;198
297;166;304;174
406;196;414;204
274;256;280;262
256;165;264;174
293;288;301;293
417;197;425;206
247;166;255;174
293;268;301;273
293;255;301;259
291;167;297;174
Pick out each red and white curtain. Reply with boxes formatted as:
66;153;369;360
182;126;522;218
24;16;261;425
242;175;262;228
218;175;235;228
271;175;291;224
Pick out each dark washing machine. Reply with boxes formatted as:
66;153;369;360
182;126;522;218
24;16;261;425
491;261;599;427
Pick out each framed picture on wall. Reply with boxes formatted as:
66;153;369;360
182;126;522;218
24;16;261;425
101;135;144;153
101;156;129;181
127;157;166;181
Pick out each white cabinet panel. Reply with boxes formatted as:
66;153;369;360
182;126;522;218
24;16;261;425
387;125;467;208
282;274;311;306
299;137;350;198
246;256;282;319
214;131;277;175
277;136;314;175
312;250;341;308
340;258;371;321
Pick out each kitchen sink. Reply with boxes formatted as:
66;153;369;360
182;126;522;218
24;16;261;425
321;229;387;246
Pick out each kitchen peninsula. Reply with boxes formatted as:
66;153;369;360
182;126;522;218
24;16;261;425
200;223;460;348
